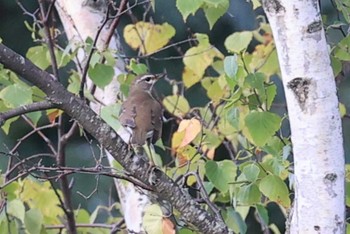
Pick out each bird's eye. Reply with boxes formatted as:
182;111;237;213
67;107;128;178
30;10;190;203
142;75;153;83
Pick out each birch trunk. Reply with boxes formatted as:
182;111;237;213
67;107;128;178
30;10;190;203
55;1;149;232
262;1;345;233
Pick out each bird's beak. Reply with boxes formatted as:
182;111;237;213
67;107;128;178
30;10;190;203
155;73;166;80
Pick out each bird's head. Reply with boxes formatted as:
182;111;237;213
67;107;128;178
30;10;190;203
131;73;163;92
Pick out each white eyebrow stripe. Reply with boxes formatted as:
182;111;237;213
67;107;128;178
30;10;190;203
139;74;155;82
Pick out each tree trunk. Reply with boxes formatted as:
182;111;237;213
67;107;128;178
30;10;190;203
55;1;150;232
263;1;345;233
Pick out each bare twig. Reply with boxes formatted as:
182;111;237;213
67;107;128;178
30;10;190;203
45;223;115;230
79;7;111;98
38;0;60;81
10;121;58;154
20;116;58;154
5;153;54;178
1;163;153;192
103;0;128;50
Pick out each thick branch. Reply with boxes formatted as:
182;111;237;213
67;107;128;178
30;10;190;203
0;43;228;234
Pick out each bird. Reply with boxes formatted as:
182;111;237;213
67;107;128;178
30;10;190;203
119;73;163;156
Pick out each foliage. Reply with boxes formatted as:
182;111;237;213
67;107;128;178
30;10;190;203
0;0;349;233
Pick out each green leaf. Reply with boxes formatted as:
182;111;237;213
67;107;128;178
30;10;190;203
266;84;277;110
0;219;19;234
176;0;203;21
245;111;281;146
346;182;350;206
259;174;291;207
7;199;25;222
225;31;253;53
226;107;240;129
26;111;41;126
26;46;50;70
101;103;122;132
203;128;223;148
245;73;266;102
1;114;18;134
263;136;284;158
75;209;90;223
224;55;238;79
67;71;81;94
128;60;148;75
206;78;225;103
179;228;196;234
331;56;342;77
203;0;226;6
163;95;190;117
242;163;260;182
256;204;269;226
0;84;33;108
2;181;20;201
238;184;261;205
203;1;229;29
334;36;350;61
25;209;43;234
54;49;70;68
88;63;114;89
223;207;247;234
205;160;237;192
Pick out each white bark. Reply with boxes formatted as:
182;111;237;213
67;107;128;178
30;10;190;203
263;1;345;233
55;1;149;232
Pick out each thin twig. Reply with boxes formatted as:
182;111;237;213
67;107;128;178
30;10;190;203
0;101;55;126
79;7;111;98
45;223;114;230
103;0;128;50
5;153;55;178
186;171;224;224
38;0;60;81
10;121;59;154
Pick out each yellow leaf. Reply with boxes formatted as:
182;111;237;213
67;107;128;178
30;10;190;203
19;179;63;224
176;145;198;168
178;118;202;147
172;131;185;149
143;204;163;234
183;66;202;88
163;95;190;117
339;102;346;118
123;22;175;55
183;34;223;77
201;144;216;160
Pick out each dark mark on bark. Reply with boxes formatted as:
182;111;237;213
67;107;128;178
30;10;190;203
287;77;311;111
263;0;285;14
307;20;322;33
324;173;337;182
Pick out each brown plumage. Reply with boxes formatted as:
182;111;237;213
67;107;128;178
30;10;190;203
119;74;163;153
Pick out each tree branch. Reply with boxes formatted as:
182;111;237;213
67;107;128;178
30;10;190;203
0;43;228;234
0;101;54;126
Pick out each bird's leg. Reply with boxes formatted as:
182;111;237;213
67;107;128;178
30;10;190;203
146;142;155;167
144;139;159;174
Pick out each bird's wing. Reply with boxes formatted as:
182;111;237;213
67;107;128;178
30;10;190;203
150;100;163;143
